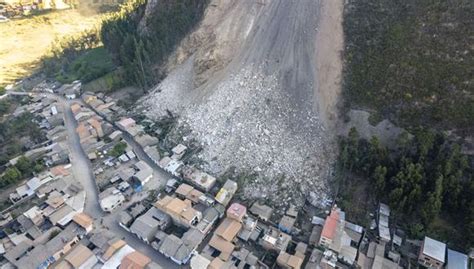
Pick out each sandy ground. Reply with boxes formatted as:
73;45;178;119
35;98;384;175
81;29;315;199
138;0;345;208
0;10;101;86
315;0;344;130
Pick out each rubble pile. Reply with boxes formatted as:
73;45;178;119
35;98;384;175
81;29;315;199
142;66;336;208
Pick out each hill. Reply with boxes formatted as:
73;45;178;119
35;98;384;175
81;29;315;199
343;0;474;132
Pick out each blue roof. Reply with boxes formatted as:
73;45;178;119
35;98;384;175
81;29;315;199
447;249;468;269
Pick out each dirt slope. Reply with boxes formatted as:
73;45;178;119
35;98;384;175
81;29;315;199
138;0;344;208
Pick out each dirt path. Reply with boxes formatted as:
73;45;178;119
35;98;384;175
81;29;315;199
0;10;101;86
315;0;344;130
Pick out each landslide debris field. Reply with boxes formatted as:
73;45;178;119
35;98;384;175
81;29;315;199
138;0;343;208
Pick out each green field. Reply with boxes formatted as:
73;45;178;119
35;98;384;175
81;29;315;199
55;46;115;83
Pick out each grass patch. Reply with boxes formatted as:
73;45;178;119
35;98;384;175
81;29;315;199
368;112;383;126
55;46;115;84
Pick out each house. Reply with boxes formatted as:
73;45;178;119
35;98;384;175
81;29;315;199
378;203;391;242
48;204;76;227
136;134;159;148
54;243;98;269
418;236;446;269
171;144;188;160
186;189;204;204
260;227;291;253
277;252;304;269
215;217;243;241
165;179;179;194
237;215;259;241
10;176;53;203
175;183;194;199
23;206;44;225
196;207;220;235
101;243;136;268
100;187;125;212
226;203;247;222
446;249;468;269
72;213;93;234
249;202;273;222
101;240;127;262
87;116;104;138
130;207;171;243
45;191;65;209
159;157;184;177
6;224;81;268
182;166;216;192
318;205;360;265
208;234;236;262
117;117;136;129
155;195;202;228
319;206;339;248
109;130;123;141
71;103;82;114
120;251;151;269
214;179;238;206
144;145;160;164
157;229;205;265
207;217;243;261
372;255;402;269
132;161;153;190
190;254;211;269
279;215;296;234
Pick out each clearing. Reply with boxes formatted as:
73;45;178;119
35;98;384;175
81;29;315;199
0;10;102;86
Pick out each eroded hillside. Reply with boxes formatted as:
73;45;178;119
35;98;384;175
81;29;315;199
137;0;344;207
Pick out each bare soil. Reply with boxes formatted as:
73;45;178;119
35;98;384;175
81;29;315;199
0;10;101;86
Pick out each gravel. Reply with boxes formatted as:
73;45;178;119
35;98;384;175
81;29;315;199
140;66;335;208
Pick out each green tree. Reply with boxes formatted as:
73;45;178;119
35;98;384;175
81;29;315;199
372;165;387;196
2;167;22;185
15;156;32;175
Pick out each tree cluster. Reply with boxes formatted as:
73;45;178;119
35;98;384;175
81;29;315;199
0;156;44;188
0;112;46;166
339;128;474;248
108;141;127;157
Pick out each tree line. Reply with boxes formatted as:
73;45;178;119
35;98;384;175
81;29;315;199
338;128;473;249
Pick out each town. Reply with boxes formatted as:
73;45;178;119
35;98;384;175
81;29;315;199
0;80;472;269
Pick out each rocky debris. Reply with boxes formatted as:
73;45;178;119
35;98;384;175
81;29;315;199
141;66;335;208
141;56;195;119
136;0;342;209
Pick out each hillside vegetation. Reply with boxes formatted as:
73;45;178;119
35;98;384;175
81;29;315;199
338;128;473;249
343;0;473;131
101;0;209;88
